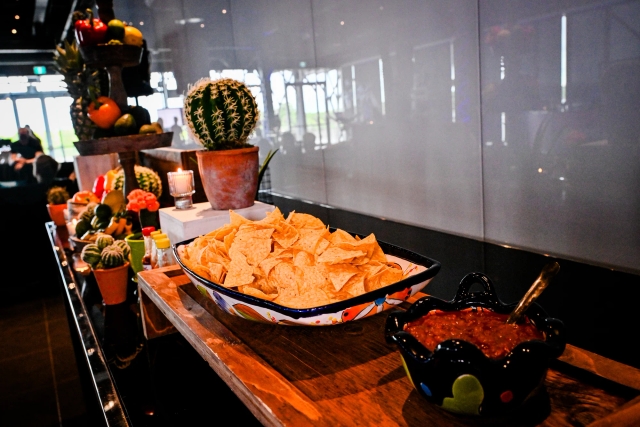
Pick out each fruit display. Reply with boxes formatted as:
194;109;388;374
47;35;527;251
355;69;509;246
87;96;121;129
64;8;163;140
72;190;101;204
74;8;142;48
87;98;161;138
53;39;102;141
73;198;132;242
74;9;108;46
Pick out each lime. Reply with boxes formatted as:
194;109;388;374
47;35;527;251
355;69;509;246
106;19;125;42
113;114;138;136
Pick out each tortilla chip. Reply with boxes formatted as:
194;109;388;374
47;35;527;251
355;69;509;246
182;209;406;309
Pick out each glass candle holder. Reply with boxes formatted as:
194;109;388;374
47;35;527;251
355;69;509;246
167;169;195;209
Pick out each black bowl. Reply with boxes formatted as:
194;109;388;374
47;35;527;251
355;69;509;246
385;272;565;417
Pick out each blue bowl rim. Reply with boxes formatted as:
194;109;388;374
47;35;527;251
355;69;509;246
385;272;566;362
172;228;441;319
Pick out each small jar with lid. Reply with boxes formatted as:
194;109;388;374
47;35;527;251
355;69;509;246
149;230;163;268
155;237;176;268
141;226;156;271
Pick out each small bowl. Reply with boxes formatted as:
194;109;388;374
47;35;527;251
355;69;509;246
69;235;93;254
385;272;565;417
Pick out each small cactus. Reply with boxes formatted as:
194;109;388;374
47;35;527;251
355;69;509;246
95;233;115;250
113;240;131;259
47;186;70;205
101;244;126;269
83;240;129;270
113;165;162;198
183;77;259;151
81;243;102;268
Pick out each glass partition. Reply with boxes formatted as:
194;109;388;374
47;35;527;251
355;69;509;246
104;0;638;274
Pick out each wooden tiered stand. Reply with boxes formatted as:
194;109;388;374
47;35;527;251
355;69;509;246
73;44;172;197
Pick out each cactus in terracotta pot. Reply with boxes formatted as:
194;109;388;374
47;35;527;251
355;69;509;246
46;186;71;226
81;239;130;305
81;239;128;270
183;77;277;210
47;186;70;205
183;78;259;150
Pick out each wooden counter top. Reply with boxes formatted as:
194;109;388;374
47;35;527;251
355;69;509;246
137;265;640;427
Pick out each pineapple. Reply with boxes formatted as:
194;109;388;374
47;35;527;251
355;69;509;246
53;39;101;141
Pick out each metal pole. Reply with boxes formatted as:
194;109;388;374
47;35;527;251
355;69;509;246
40;97;54;155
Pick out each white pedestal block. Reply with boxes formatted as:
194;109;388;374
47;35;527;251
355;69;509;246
159;201;276;245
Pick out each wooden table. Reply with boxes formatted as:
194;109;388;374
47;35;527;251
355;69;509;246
137;265;640;427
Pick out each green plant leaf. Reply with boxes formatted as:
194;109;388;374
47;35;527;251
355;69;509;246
256;148;279;198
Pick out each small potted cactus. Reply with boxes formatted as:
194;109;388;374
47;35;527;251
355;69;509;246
183;77;276;210
46;186;71;226
81;233;132;305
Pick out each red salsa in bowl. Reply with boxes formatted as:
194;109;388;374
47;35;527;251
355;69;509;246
385;272;566;417
405;307;544;359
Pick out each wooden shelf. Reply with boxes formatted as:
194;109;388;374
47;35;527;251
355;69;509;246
79;44;142;68
74;133;173;197
73;132;173;156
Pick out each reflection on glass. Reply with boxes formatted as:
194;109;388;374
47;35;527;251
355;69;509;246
0;99;18;140
44;96;74;161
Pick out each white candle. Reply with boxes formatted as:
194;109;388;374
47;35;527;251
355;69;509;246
168;169;194;195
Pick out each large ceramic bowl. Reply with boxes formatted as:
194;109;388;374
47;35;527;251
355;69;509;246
385;272;565;417
174;232;441;326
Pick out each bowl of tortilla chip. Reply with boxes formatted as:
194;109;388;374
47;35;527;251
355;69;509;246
174;208;441;326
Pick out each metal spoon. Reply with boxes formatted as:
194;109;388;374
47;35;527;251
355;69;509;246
506;261;560;324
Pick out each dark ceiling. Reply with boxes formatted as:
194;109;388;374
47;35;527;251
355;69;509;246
0;0;91;76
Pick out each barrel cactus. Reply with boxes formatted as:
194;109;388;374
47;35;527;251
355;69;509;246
101;244;126;269
47;186;70;205
183;77;259;150
113;239;131;259
95;233;115;250
81;243;102;268
113;165;162;198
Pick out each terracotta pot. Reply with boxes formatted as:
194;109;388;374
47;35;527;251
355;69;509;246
47;203;67;226
92;262;130;305
196;146;259;210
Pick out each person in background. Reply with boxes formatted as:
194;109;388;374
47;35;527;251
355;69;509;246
301;132;316;154
33;153;60;188
10;127;44;182
171;116;184;147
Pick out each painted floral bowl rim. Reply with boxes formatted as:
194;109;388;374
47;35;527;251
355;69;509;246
173;231;441;326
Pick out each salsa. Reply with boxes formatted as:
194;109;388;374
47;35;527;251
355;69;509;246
405;308;544;359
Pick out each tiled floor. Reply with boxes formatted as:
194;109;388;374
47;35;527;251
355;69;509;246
0;182;92;426
0;291;91;427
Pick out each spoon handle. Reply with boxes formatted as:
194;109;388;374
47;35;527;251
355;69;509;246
506;261;560;324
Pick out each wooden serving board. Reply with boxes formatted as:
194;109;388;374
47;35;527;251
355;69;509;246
137;266;640;427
